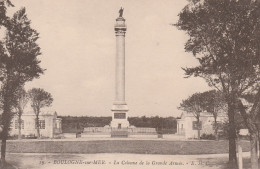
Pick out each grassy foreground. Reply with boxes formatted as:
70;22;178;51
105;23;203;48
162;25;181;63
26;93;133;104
4;140;250;155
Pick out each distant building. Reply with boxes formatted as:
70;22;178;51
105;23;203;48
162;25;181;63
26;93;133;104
176;112;227;139
10;111;62;138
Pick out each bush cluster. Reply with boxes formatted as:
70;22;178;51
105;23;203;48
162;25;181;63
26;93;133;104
200;134;216;140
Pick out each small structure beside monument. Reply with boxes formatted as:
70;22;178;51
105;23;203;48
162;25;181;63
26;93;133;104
10;111;62;138
176;112;227;139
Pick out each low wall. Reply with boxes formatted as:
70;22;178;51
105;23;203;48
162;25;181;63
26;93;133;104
84;127;111;133
84;127;157;134
81;133;110;138
63;133;76;138
162;134;186;140
128;134;158;139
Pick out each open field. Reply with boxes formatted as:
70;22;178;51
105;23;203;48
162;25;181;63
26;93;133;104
4;140;250;155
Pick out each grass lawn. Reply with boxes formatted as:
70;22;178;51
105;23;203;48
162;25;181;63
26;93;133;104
4;140;250;155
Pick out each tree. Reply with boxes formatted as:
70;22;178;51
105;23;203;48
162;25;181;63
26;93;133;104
237;90;260;169
14;87;28;140
0;7;44;166
28;88;53;138
175;0;260;165
202;90;227;140
179;92;206;139
0;0;13;27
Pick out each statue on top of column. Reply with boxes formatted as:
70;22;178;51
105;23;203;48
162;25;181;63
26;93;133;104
119;7;124;17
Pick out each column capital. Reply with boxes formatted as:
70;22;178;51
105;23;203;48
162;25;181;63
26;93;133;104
115;30;126;36
115;17;127;35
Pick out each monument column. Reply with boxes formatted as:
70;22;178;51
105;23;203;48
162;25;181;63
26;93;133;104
115;18;126;102
111;8;129;128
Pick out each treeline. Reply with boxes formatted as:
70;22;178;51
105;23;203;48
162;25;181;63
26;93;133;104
59;116;177;133
129;116;176;129
59;116;112;133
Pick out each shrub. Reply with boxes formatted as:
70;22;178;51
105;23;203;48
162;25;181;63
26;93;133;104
24;134;37;139
7;135;18;140
200;133;216;140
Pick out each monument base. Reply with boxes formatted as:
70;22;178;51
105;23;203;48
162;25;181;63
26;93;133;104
110;119;129;128
111;129;128;137
111;101;129;128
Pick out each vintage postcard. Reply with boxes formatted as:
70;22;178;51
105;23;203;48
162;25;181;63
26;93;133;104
0;0;258;169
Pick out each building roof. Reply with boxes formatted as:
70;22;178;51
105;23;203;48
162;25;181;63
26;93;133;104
20;110;58;116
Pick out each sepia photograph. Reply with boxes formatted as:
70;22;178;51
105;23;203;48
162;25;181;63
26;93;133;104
0;0;259;168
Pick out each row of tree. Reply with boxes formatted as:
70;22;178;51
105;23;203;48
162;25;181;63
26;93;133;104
128;116;177;132
0;1;52;167
61;116;112;133
179;90;226;140
60;116;177;133
175;0;260;168
15;88;53;139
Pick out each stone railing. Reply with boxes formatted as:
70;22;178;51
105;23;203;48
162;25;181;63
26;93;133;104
127;128;156;133
83;127;156;134
83;127;111;133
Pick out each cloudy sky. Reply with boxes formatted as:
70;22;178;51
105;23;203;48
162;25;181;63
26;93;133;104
9;0;210;117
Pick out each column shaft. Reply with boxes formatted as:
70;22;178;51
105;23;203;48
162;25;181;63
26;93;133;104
115;34;125;102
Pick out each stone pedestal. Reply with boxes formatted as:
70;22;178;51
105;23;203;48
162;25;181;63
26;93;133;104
111;101;129;128
111;16;129;128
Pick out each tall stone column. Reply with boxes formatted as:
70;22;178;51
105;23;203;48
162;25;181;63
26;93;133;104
111;16;129;128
